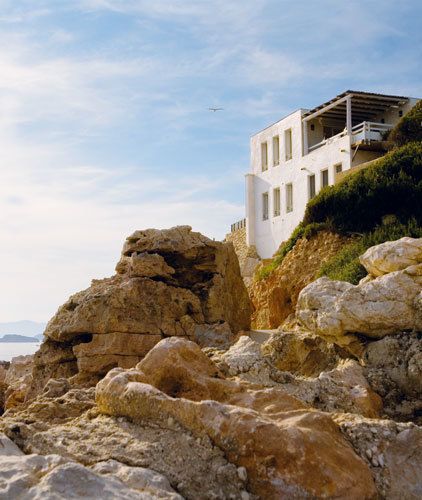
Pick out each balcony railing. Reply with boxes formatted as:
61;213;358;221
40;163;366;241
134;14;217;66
230;218;246;233
351;121;393;144
308;129;347;152
307;121;393;153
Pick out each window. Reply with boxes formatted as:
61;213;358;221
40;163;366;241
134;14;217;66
261;142;268;171
334;163;343;174
286;183;293;213
321;169;329;188
273;188;281;216
399;110;403;117
285;129;292;161
308;174;316;200
273;136;280;166
262;192;269;220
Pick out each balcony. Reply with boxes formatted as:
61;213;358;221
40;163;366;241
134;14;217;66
307;121;393;153
351;121;393;150
308;128;347;152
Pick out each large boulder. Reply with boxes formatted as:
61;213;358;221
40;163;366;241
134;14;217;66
96;337;377;499
296;264;422;346
30;226;251;396
360;237;422;277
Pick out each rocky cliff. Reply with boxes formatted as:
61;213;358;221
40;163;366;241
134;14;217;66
250;230;350;328
0;232;421;499
26;226;251;398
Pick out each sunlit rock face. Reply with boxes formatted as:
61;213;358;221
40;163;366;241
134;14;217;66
296;243;422;347
29;226;251;396
96;337;377;500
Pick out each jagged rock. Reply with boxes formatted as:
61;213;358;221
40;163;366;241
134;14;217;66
296;264;422;346
360;237;422;277
96;337;377;499
261;330;339;376
364;332;422;423
192;322;233;348
335;414;422;500
129;252;176;278
0;364;8;413
3;355;33;410
0;433;182;499
0;396;247;500
30;226;251;396
211;335;382;418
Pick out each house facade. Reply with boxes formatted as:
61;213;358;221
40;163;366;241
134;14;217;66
240;90;419;259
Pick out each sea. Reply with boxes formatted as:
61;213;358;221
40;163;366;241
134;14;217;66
0;343;40;362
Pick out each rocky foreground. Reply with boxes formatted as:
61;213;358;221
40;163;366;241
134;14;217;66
0;228;421;499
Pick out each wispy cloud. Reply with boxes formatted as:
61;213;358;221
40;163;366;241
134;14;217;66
0;0;420;322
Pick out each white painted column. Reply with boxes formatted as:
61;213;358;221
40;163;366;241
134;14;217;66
302;120;308;155
346;95;352;134
245;174;256;247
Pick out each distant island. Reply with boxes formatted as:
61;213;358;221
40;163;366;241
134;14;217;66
0;334;41;343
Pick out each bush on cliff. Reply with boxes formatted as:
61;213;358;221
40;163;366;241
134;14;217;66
388;99;422;147
318;217;422;284
302;142;422;234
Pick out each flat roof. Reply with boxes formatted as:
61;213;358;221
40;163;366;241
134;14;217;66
302;90;410;121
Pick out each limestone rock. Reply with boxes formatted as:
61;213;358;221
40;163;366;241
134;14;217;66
31;226;251;395
261;330;339;376
96;337;377;499
3;355;33;410
296;264;422;345
212;335;382;418
224;227;261;286
0;395;247;500
0;435;182;499
364;332;422;423
360;237;422;277
192;322;233;349
129;252;175;278
0;433;24;456
335;414;422;500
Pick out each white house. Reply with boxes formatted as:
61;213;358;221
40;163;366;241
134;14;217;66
235;90;419;259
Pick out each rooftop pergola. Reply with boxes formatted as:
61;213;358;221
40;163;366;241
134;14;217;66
302;90;409;154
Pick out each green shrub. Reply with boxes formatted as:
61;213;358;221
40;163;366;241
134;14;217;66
303;142;422;234
388;100;422;147
318;217;422;284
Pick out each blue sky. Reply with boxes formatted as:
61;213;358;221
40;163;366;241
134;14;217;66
0;0;421;322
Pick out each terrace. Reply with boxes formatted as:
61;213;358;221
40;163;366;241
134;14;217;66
302;90;408;154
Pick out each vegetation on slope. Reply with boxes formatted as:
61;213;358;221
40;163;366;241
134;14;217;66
318;217;422;284
388;99;422;147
